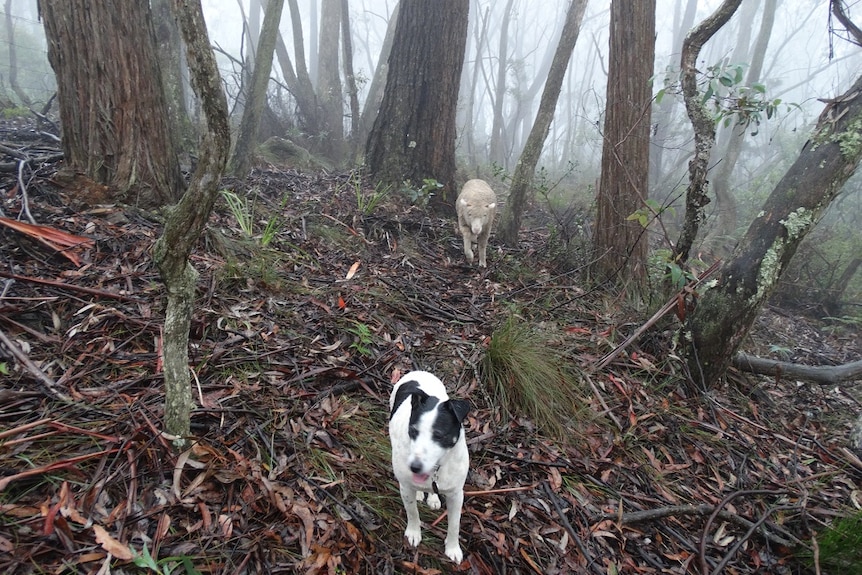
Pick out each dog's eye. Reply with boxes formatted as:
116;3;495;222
408;425;419;439
432;431;445;442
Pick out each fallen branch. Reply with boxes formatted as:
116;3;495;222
0;326;71;402
0;270;142;302
732;352;862;384
593;260;721;371
0;448;120;492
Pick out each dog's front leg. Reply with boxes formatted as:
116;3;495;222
399;482;422;547
443;489;464;563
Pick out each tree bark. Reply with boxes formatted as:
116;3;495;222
488;0;514;167
152;0;195;158
498;0;588;248
354;1;399;162
40;1;185;208
732;353;862;385
154;0;230;443
591;0;656;293
674;0;743;264
687;72;862;388
231;0;285;176
317;0;344;161
341;0;361;159
4;0;32;106
365;0;469;212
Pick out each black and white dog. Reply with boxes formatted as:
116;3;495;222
389;370;470;563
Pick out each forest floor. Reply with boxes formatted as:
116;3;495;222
1;122;861;574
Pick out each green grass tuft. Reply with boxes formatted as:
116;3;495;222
802;512;862;573
481;314;587;440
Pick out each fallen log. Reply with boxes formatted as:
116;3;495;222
732;352;862;384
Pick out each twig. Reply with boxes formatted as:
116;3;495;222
542;481;603;575
710;505;795;575
593;260;720;371
698;490;787;575
593;502;797;548
0;326;71;402
0;270;143;302
465;483;539;496
0;448;121;492
584;372;623;431
17;158;36;224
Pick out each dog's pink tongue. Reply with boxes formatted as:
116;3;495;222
413;472;430;484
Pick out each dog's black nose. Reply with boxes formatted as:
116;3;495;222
410;462;423;474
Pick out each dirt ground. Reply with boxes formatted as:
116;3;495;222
1;123;861;574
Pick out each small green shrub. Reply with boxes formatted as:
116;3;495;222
481;315;586;439
801;512;862;574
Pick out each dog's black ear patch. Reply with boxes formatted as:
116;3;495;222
448;399;471;423
391;380;423;420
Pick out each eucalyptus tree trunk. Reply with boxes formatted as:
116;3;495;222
231;0;285;176
488;0;515;167
687;72;862;389
498;0;589;248
340;0;361;158
4;0;31;106
354;2;399;161
152;0;195;157
674;0;743;264
40;0;185;208
317;0;344;161
274;0;321;134
154;0;230;443
591;0;656;293
365;0;469;212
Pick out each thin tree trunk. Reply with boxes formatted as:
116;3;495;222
317;0;344;160
231;0;285;176
152;0;194;157
649;0;697;189
488;0;515;167
155;0;230;443
354;1;399;161
674;0;743;264
341;0;361;159
274;0;320;134
498;0;589;248
592;0;656;293
824;256;862;316
687;73;862;388
4;0;31;106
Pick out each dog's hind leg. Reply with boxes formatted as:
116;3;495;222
399;483;422;547
443;489;464;563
